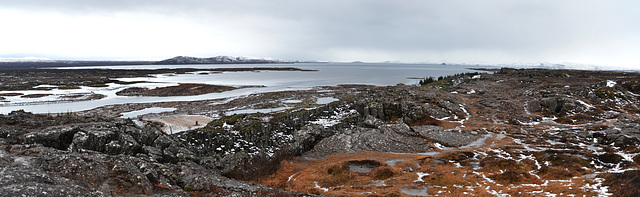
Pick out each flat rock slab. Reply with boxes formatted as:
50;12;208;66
306;123;434;158
412;125;479;147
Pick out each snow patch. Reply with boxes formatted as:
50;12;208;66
310;108;358;128
414;172;430;182
287;173;298;182
314;182;329;192
581;178;612;197
433;143;445;150
316;97;338;104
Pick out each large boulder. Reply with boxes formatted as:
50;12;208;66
529;97;585;115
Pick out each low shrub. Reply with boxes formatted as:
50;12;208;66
598;153;623;164
371;167;396;180
490;170;531;185
479;156;520;172
319;164;354;187
538;166;577;179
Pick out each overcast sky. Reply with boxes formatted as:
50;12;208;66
0;0;638;69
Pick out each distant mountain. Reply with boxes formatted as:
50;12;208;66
0;57;54;62
0;60;154;70
154;56;288;65
0;55;295;70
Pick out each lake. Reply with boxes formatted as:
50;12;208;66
0;62;492;114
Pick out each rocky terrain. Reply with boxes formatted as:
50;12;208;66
1;68;639;196
115;83;249;97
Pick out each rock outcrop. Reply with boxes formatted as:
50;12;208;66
0;111;303;196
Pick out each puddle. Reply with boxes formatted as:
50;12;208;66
385;158;410;166
283;99;303;104
347;160;383;173
370;180;386;187
224;107;291;115
443;133;493;150
400;187;429;196
348;164;377;173
417;152;441;156
120;107;176;119
389;151;440;156
316;97;338;104
495;133;506;140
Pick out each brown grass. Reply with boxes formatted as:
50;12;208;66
370;167;396;180
253;141;617;196
602;170;640;197
479;156;522;172
319;164;355;187
248;87;626;196
489;170;532;185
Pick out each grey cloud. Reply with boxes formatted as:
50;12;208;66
1;0;638;66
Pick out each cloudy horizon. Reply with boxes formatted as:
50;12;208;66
1;0;638;69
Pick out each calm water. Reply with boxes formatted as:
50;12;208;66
0;62;491;114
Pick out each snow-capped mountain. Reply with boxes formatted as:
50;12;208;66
155;56;286;65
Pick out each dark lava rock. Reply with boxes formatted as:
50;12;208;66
1;182;108;197
116;83;238;97
530;97;585;115
0;111;300;196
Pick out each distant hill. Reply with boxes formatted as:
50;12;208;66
154;56;289;65
0;60;154;70
0;56;293;70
